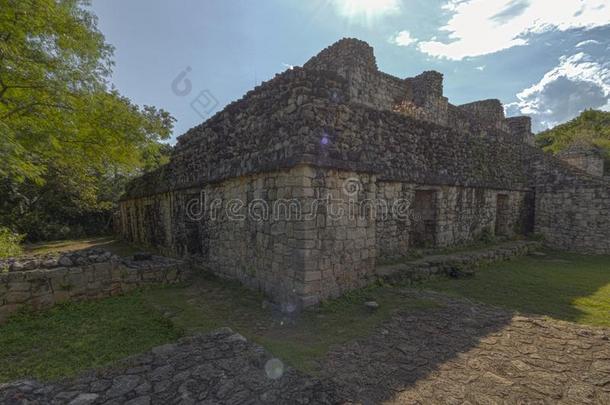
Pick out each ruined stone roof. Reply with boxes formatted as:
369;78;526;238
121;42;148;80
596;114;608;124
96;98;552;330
123;38;542;200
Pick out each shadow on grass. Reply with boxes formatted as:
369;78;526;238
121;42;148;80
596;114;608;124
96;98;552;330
142;274;442;375
422;250;610;327
0;292;182;383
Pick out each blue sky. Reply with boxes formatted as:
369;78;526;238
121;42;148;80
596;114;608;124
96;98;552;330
91;0;610;139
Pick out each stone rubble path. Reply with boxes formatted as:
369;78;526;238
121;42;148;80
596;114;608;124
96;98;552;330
321;290;610;404
0;328;340;405
1;290;609;404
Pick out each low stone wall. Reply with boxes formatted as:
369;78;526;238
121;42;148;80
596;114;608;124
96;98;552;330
377;240;542;284
0;256;189;323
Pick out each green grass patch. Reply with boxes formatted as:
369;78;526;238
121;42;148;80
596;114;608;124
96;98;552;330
422;251;610;327
143;276;438;374
22;236;146;258
0;292;182;383
0;227;24;260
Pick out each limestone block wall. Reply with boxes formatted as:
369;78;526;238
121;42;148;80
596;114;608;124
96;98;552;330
117;38;609;308
120;168;314;306
535;182;610;254
124;52;536;203
202;166;319;307
304;168;377;302
533;161;610;254
0;258;187;323
119;165;378;308
118;190;198;257
374;182;412;258
375;182;533;259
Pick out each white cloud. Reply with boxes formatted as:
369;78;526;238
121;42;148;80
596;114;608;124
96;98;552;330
390;30;418;47
418;0;610;59
331;0;401;23
576;39;601;48
507;52;610;130
475;65;486;71
282;63;294;70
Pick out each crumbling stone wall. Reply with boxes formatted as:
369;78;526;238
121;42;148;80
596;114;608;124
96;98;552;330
506;116;535;145
0;256;187;323
302;38;410;111
457;99;509;133
557;146;605;177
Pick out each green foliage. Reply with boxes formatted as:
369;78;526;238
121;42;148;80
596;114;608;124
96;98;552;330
0;0;175;240
0;226;23;259
536;109;610;172
0;292;182;382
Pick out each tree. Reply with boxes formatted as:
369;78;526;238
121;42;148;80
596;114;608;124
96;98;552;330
0;0;173;183
0;0;175;240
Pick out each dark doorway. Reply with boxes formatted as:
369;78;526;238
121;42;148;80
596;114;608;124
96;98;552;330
411;190;437;248
495;194;510;236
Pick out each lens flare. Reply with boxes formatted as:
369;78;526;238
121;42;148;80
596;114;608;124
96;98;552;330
331;0;401;24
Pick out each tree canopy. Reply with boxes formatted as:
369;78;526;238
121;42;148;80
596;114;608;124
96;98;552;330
0;0;174;183
0;0;175;240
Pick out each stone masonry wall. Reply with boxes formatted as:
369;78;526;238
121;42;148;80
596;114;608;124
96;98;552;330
375;182;532;259
119;165;378;308
557;153;605;177
506;116;535;145
119;164;536;306
532;154;610;254
0;257;187;323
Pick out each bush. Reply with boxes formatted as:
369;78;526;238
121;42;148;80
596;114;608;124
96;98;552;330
0;227;24;259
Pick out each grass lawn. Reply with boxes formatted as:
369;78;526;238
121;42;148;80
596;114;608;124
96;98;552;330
0;293;182;383
422;251;610;327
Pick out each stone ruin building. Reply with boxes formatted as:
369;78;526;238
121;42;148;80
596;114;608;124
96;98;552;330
117;39;610;309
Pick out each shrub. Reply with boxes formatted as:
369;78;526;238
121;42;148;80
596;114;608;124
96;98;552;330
0;227;24;259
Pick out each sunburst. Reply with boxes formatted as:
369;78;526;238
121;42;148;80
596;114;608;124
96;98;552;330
331;0;401;24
